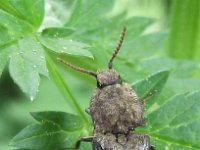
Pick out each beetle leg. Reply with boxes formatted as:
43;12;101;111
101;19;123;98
56;137;94;150
150;145;156;150
75;136;93;149
85;108;91;114
143;94;154;105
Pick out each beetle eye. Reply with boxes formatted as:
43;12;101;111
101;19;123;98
97;81;103;88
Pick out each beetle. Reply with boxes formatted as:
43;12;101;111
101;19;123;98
57;27;155;150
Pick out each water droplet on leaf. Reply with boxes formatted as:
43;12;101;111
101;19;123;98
40;56;44;59
32;49;37;54
63;47;67;50
54;32;59;37
30;96;34;101
165;146;169;150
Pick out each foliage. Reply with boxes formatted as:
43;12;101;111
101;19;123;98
168;0;200;62
10;111;84;149
0;0;199;149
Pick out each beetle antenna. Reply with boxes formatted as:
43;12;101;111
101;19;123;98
57;57;97;77
108;26;126;69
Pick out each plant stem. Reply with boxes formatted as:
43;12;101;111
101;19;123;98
46;54;90;125
168;0;200;61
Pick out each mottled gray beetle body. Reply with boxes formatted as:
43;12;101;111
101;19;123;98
89;69;145;134
93;133;150;150
57;27;155;150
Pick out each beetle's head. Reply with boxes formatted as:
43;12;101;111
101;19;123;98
96;69;122;88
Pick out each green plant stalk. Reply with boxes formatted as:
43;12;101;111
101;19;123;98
46;54;90;125
194;7;200;62
168;0;200;61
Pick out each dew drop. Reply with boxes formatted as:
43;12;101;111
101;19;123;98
40;56;44;59
32;49;37;54
148;125;152;129
165;146;169;150
30;96;34;101
63;47;67;50
54;32;59;37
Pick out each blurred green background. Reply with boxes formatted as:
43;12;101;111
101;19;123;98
0;0;200;149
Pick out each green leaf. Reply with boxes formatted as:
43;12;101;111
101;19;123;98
10;111;84;149
65;0;82;27
66;0;114;27
9;51;40;101
30;111;83;131
132;70;169;100
38;32;93;58
0;0;44;28
0;9;33;46
120;32;168;63
39;0;73;28
41;27;75;38
9;35;48;100
0;0;47;100
10;122;81;150
147;91;200;149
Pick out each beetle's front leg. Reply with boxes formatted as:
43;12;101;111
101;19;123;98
56;136;94;150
